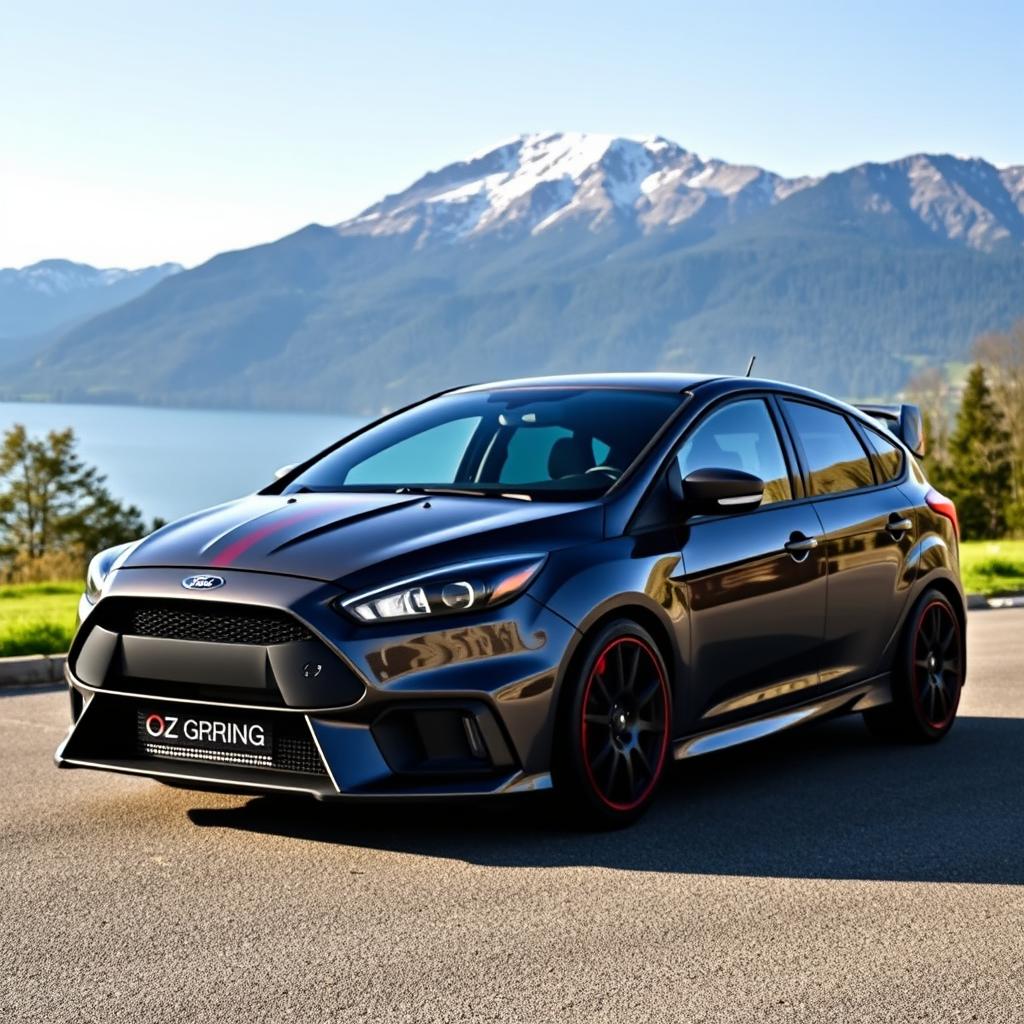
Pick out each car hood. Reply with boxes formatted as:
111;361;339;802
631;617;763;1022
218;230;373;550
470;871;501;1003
121;491;603;587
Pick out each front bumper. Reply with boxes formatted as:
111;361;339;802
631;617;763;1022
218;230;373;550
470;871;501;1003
55;566;578;800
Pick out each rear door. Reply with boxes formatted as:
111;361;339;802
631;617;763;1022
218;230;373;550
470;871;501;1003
674;397;828;721
779;399;917;689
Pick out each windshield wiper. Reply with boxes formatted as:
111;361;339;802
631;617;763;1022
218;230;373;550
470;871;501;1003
394;486;531;501
394;486;490;497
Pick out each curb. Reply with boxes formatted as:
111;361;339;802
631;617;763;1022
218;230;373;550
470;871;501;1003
966;593;1024;610
0;654;67;690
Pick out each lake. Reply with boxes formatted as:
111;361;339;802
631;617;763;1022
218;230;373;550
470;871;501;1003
0;401;364;523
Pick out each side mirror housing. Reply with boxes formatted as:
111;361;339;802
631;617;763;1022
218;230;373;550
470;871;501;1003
682;467;764;516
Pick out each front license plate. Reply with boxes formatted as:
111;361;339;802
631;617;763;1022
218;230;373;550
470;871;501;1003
137;706;274;765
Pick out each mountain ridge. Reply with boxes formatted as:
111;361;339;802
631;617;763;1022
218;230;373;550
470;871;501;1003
0;259;182;360
4;133;1023;413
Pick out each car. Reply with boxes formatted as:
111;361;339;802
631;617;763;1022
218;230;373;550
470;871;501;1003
55;373;966;827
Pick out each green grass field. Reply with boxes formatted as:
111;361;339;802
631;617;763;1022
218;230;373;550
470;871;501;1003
959;539;1024;598
0;543;1022;658
0;581;80;657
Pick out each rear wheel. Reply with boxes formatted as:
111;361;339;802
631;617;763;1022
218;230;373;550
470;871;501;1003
553;620;672;829
864;589;963;743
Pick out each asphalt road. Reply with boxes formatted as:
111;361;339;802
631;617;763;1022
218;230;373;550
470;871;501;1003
2;610;1023;1024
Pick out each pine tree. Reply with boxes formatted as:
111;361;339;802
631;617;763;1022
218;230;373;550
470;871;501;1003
0;424;152;579
974;319;1024;532
946;365;1012;539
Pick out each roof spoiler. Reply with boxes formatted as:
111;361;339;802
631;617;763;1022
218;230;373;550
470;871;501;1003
855;403;926;458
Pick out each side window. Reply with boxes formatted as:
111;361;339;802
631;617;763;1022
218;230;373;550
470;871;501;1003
346;417;480;484
676;399;793;505
783;401;874;496
863;427;904;482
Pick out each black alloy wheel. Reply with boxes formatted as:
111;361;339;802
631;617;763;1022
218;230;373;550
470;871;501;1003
864;588;964;742
555;620;671;828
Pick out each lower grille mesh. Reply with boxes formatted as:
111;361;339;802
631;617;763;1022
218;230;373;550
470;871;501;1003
143;743;274;769
275;735;330;775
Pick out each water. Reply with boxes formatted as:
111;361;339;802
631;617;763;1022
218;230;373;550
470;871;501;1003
0;402;364;523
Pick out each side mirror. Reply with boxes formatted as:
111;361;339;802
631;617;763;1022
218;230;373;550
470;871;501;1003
274;464;296;480
682;467;764;516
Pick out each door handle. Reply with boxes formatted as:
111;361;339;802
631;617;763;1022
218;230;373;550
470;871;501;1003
885;515;913;537
784;533;818;560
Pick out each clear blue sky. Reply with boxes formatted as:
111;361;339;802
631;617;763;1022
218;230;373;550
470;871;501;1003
2;0;1021;269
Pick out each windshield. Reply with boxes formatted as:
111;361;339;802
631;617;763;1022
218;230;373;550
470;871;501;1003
283;388;682;500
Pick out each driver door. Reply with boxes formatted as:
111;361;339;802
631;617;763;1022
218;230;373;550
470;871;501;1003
672;397;828;722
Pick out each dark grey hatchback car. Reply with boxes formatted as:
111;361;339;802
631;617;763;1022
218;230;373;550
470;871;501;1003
57;374;965;827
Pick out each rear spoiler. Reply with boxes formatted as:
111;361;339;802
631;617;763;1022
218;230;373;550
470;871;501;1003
855;403;925;458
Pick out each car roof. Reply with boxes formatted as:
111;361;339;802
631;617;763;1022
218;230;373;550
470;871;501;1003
451;372;724;394
448;373;887;430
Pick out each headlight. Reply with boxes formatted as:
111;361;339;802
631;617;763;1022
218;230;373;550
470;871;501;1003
84;542;137;604
340;555;546;623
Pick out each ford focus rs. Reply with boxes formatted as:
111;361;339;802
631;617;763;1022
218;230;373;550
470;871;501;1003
56;373;965;827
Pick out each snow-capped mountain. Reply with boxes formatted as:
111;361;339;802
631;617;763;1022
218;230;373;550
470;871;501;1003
6;133;1024;414
339;132;818;245
0;258;182;341
338;132;1024;253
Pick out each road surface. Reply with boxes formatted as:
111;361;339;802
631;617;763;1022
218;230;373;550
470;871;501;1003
2;609;1023;1023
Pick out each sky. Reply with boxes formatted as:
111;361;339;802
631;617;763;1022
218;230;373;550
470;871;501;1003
2;0;1022;270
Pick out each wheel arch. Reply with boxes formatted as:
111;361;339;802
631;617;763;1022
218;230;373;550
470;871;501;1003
875;567;966;678
550;598;683;744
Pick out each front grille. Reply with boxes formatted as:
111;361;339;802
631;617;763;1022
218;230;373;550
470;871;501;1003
129;603;313;646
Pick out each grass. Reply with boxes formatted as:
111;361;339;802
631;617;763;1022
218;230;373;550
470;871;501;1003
959;539;1024;597
0;581;80;657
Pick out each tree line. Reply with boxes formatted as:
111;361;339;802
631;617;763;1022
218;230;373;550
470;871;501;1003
0;425;162;583
908;319;1023;540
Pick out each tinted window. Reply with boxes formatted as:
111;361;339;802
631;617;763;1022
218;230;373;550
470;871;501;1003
784;401;874;496
347;417;481;485
863;427;904;482
677;399;792;505
287;388;681;500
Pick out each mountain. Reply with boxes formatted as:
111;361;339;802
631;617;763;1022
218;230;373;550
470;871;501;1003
341;133;819;245
0;259;182;364
4;134;1024;412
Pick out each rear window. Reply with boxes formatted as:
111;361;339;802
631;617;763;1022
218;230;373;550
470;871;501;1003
863;427;904;482
783;400;874;496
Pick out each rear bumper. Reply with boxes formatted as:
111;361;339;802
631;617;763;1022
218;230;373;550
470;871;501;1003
55;566;577;799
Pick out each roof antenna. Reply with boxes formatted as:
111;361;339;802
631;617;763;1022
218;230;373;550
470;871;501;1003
745;355;756;378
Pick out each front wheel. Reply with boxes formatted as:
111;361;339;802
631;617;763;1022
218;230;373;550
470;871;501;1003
553;620;672;829
864;589;964;743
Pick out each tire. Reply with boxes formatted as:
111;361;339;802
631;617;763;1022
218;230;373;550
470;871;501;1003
863;588;964;743
553;619;673;829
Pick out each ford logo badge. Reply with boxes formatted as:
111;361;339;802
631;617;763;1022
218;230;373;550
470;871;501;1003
182;574;225;591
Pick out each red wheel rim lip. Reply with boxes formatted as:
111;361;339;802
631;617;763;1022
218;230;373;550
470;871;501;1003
580;636;670;812
910;600;962;730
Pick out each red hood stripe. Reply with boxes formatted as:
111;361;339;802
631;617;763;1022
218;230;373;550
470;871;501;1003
208;506;325;568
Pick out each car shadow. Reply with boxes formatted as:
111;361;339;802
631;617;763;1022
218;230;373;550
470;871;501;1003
187;713;1024;884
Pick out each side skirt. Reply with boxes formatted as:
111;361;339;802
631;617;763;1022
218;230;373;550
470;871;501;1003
672;675;891;761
